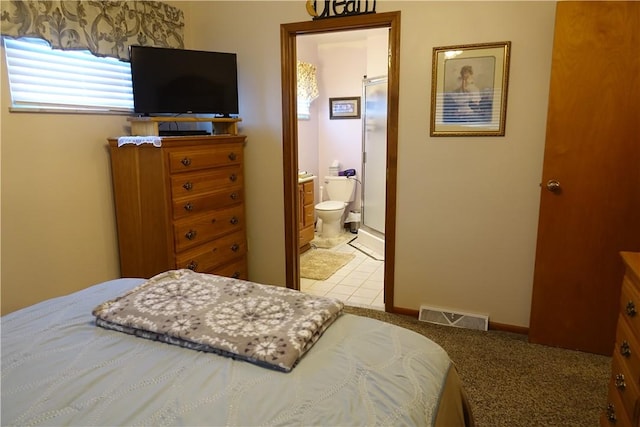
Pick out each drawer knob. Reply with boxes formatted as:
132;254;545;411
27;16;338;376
186;261;198;271
229;173;237;182
228;152;237;161
184;202;193;212
615;373;626;390
230;216;239;225
183;181;193;191
626;300;637;317
181;157;192;167
620;340;631;358
606;403;617;423
185;230;197;240
230;192;238;200
231;243;240;252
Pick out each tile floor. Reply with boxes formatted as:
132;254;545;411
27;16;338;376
300;232;385;310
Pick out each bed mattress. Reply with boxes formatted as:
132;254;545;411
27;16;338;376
1;277;472;426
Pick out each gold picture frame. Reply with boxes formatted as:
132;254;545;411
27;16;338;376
329;96;361;119
430;41;511;136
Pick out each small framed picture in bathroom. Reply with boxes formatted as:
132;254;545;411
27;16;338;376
329;97;361;119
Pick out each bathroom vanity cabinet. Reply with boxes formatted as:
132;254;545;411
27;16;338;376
299;180;315;252
108;135;247;280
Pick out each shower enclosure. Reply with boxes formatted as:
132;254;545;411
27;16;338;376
358;76;388;258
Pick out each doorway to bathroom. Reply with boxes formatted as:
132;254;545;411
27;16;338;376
296;33;388;308
280;12;401;312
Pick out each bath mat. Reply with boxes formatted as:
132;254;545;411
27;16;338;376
311;232;356;249
300;250;355;281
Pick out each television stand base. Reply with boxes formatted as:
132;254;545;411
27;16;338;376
128;116;242;136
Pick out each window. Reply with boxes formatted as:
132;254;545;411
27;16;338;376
3;37;134;113
297;98;312;120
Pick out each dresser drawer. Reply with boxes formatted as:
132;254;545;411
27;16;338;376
172;188;243;219
175;230;246;273
302;181;314;205
303;204;315;227
603;378;635;427
209;257;248;280
173;205;245;252
620;275;640;337
168;144;243;173
170;166;243;199
615;315;640;391
609;352;640;424
300;224;314;247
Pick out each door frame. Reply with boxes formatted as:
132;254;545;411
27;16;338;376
280;11;401;311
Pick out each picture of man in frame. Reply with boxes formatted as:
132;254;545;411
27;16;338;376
442;56;496;124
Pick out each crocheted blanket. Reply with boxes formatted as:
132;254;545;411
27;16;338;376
93;269;344;372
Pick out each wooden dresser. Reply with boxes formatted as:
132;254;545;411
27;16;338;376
299;180;315;252
108;135;247;280
602;252;640;426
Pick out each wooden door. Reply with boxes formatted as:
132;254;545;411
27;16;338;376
528;2;640;355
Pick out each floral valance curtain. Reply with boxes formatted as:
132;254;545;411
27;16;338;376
297;60;319;104
0;0;184;60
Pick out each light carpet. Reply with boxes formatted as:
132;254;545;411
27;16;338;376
300;249;355;280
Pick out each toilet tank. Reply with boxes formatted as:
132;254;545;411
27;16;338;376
324;176;356;202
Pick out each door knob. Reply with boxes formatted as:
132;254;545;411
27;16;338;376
546;179;561;192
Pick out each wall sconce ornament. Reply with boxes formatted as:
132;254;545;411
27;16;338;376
306;0;376;20
297;61;320;120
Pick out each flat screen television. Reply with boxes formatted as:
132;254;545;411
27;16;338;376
129;45;239;116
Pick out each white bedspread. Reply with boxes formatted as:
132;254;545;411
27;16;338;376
1;278;457;426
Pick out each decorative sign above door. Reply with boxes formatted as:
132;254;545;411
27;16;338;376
306;0;377;20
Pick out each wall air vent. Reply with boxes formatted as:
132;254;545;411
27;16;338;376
418;305;489;331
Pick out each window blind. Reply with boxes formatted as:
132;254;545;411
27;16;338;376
3;37;134;113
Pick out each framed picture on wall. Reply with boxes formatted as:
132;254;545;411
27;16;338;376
430;41;511;136
329;97;361;119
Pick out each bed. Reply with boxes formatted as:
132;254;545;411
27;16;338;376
1;271;474;426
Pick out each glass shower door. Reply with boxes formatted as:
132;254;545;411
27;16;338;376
361;76;388;234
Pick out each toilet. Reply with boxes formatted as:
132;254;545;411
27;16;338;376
315;176;356;238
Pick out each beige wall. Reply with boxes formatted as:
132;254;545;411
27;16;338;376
1;1;556;329
394;2;554;327
0;0;192;314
